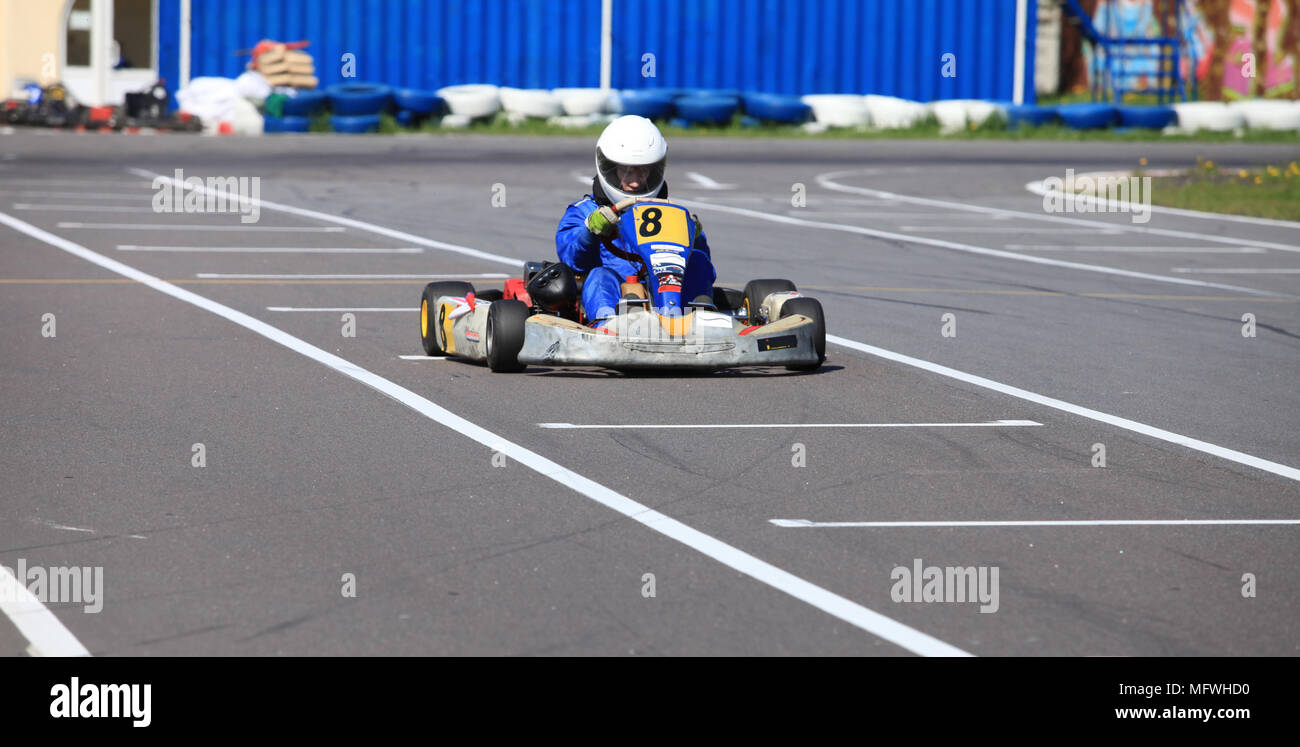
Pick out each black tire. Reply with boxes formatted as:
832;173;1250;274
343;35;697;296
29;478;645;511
712;286;744;313
420;281;475;356
486;299;530;372
742;279;797;324
779;297;826;371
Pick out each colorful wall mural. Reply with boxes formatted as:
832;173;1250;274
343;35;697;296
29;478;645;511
1081;0;1299;99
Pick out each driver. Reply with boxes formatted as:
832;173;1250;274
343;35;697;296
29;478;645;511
555;115;714;326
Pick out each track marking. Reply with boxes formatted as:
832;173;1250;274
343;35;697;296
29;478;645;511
539;419;1041;429
0;566;91;656
897;226;1123;234
1172;267;1300;275
815;170;1300;254
794;285;1298;301
684;171;736;189
13;203;156;213
1027;176;1300;230
117;245;422;254
771;519;1300;528
0;209;969;658
129;168;524;267
268;306;418;312
1006;245;1266;254
679;199;1283;298
58;222;345;232
399;355;447;360
4;191;154;199
5;179;151;188
196;273;509;279
826;334;1300;484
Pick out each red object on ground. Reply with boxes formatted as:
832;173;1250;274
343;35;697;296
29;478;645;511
217;121;234;135
87;105;115;122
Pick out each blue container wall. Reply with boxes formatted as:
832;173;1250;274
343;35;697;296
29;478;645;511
158;0;1034;103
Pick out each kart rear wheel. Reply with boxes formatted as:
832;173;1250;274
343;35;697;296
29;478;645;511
486;299;530;372
779;297;826;371
743;279;797;324
420;281;475;356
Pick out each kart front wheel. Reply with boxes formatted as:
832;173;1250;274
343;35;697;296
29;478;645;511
420;281;475;356
486;299;530;372
743;279;797;324
779;296;826;371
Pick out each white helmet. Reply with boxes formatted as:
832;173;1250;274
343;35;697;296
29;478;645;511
595;115;667;203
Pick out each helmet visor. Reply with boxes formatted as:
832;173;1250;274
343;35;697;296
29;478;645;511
597;147;666;199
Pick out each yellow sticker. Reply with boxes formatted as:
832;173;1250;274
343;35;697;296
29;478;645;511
633;204;690;247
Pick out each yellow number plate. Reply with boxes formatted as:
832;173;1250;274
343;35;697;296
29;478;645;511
633;204;690;247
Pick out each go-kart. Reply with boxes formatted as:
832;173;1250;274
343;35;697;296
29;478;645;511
417;197;825;372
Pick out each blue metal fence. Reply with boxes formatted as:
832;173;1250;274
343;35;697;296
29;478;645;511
158;0;1034;103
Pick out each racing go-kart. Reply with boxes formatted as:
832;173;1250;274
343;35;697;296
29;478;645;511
417;197;825;372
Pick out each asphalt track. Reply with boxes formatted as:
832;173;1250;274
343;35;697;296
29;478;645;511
2;131;1298;656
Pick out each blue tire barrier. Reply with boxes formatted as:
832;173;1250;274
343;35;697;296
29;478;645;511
741;92;811;124
674;96;738;125
263;114;311;133
1057;103;1118;130
619;90;676;119
1117;105;1177;129
1003;104;1058;127
395;109;416;128
394;88;443;115
668;117;692;129
326;83;394;116
281;90;328;117
678;88;741;101
330;113;381;134
739;115;761;128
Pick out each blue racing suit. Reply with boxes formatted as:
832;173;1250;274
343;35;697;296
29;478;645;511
555;187;715;322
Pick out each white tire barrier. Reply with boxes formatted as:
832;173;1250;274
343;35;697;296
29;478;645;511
499;87;562;118
800;94;870;128
862;95;927;129
1172;102;1245;132
436;84;501;118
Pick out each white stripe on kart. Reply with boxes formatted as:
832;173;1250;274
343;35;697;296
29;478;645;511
0;208;971;658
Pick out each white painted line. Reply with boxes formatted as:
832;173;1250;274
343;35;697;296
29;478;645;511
898;226;1123;234
772;519;1300;528
32;519;95;533
58;222;345;232
826;334;1300;483
196;272;510;279
130;168;524;267
684;171;735;189
7;179;151;188
117;245;421;254
0;565;91;657
5;191;153;199
681;198;1284;298
1;209;968;658
539;419;1042;429
268;307;418;312
816;170;1300;254
399;355;447;360
1027;176;1300;230
1172;267;1300;275
14;203;156;212
1006;245;1267;254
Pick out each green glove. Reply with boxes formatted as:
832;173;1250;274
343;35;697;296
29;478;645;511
585;206;618;238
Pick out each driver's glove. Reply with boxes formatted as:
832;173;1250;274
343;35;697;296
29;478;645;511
585;206;619;238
